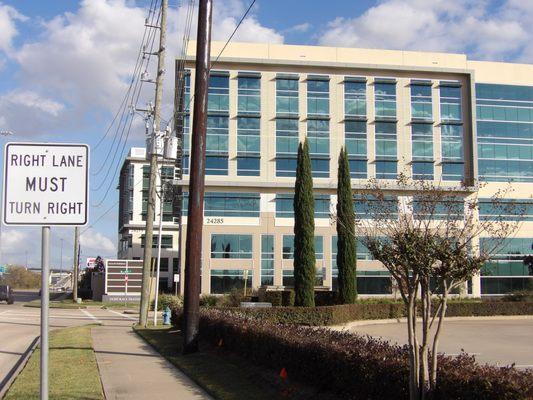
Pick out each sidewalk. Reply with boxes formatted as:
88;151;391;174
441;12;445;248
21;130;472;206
89;308;213;400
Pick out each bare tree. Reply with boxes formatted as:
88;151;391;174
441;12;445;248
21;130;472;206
332;174;525;400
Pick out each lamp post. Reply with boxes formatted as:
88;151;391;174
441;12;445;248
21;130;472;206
0;130;14;269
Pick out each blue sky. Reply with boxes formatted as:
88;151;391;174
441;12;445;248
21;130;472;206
0;0;532;269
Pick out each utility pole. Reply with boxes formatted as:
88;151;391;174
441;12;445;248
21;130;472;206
73;227;79;302
183;0;212;354
139;0;168;326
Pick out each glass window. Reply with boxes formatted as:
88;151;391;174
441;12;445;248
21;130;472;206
141;235;173;248
211;234;253;259
440;85;461;121
208;73;229;112
307;119;329;156
276;77;299;115
354;195;398;220
282;235;295;259
412;197;464;220
412;123;433;160
276;194;330;219
476;84;533;183
479;237;533;295
206;115;228;153
412;161;434;180
261;235;274;286
441;123;463;181
479;199;533;221
345;121;367;157
307;78;329;116
237;156;260;176
375;82;396;118
182;192;260;217
310;157;330;178
375;121;397;179
238;75;260;113
205;155;228;175
282;235;323;259
237;116;260;153
344;80;366;117
276;157;297;177
411;83;433;120
211;269;253;294
375;122;397;158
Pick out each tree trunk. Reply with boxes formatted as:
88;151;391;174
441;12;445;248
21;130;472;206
430;284;448;389
419;281;431;399
407;293;420;400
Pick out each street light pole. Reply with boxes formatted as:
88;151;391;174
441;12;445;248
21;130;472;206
60;238;63;278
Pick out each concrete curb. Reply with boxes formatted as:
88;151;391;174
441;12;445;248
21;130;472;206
330;315;533;330
0;335;39;399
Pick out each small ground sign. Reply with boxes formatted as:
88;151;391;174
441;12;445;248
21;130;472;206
2;143;89;226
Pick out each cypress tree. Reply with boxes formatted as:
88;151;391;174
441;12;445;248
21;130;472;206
293;139;316;307
336;147;357;303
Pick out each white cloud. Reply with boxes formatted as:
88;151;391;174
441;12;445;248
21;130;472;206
80;228;116;254
0;229;28;252
318;0;533;63
0;3;26;54
0;0;283;139
3;90;65;116
284;22;311;34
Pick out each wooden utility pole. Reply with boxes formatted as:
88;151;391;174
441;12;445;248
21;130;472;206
73;227;79;302
183;0;212;354
139;0;168;326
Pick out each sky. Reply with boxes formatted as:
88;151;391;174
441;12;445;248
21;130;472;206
0;0;532;270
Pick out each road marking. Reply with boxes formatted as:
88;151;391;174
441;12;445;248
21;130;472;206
106;309;137;321
81;309;102;324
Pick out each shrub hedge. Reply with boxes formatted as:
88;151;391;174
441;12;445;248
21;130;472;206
173;301;532;327
174;309;532;400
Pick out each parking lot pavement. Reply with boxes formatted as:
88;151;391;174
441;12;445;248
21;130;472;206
346;318;533;368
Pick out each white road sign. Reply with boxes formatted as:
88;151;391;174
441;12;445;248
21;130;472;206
2;143;89;226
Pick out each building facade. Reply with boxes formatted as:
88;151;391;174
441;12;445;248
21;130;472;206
118;42;533;296
117;147;180;290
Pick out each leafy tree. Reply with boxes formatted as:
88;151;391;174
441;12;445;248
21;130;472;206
334;175;521;400
336;147;357;303
293;139;315;307
0;265;40;288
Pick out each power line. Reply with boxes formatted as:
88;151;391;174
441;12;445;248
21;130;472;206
92;0;158;154
92;5;162;205
171;0;257;125
92;0;161;179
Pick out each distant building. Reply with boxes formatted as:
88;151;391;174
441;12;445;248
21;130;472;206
118;41;533;296
117;147;180;290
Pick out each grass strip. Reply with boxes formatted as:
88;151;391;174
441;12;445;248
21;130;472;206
4;325;104;400
134;326;282;400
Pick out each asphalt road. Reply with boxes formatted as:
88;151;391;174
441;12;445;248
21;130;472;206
347;318;533;368
0;290;139;392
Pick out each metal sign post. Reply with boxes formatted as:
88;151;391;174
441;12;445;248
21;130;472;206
40;226;50;400
2;143;89;400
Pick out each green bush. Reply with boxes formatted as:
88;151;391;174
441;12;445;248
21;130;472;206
230;301;533;326
259;290;295;306
502;290;533;302
154;294;183;311
200;294;220;307
218;289;245;308
179;309;533;400
171;299;533;328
